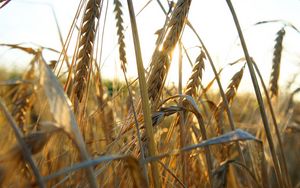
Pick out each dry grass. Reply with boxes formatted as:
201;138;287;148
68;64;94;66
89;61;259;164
0;1;299;188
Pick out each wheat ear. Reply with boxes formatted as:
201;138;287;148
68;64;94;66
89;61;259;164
213;66;244;163
165;49;206;143
114;0;127;72
73;0;101;102
185;49;206;97
147;0;192;109
269;27;285;98
215;66;244;135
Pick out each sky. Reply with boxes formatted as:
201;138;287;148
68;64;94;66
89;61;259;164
0;0;300;94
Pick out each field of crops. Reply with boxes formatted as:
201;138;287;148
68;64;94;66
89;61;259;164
0;0;299;187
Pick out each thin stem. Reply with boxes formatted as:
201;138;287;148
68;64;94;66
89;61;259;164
122;70;149;186
186;21;250;185
178;43;187;185
51;7;70;69
252;61;291;188
98;0;109;66
225;0;284;187
127;0;161;187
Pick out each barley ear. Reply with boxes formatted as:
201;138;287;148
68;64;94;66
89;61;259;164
215;66;244;135
147;0;192;109
185;49;206;97
114;0;127;72
269;27;285;98
73;0;101;103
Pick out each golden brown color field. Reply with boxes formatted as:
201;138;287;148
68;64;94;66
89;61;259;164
0;0;299;187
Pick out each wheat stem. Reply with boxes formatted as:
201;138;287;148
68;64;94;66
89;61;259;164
177;43;188;185
225;0;284;187
253;60;292;188
127;0;161;187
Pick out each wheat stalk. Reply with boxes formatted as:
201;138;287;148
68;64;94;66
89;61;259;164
127;0;160;186
252;59;292;187
114;0;127;72
269;27;285;98
226;1;284;186
73;0;101;103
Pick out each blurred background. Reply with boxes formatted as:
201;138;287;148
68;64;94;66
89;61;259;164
0;0;300;94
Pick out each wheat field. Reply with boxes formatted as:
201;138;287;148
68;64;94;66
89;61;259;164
0;0;299;187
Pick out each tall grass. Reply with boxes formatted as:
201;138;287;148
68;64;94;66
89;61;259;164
0;0;299;187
